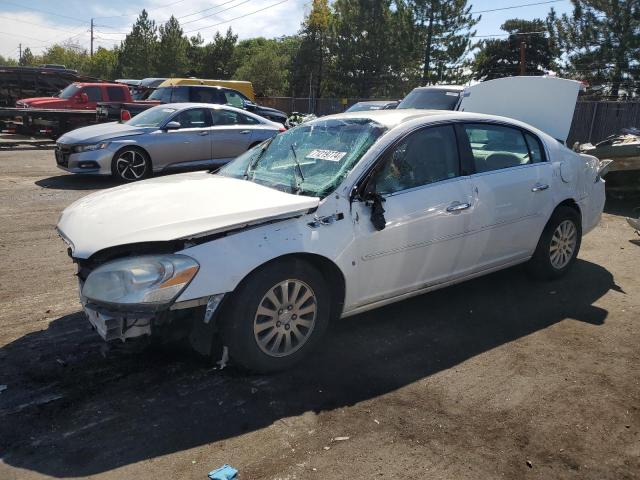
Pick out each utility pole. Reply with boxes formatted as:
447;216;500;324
90;18;94;57
519;40;526;76
18;43;22;64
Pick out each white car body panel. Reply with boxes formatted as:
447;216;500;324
57;106;605;319
458;76;582;143
58;172;319;259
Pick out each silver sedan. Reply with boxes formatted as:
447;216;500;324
55;103;285;182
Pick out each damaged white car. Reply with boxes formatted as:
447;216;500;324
57;77;607;372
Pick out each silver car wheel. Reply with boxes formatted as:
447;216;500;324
549;219;577;269
253;279;317;358
115;150;147;181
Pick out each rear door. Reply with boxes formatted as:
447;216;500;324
210;109;258;165
453;122;554;276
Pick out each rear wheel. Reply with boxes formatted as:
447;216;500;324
219;258;331;373
111;148;150;182
527;206;582;279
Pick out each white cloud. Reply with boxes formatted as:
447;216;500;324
0;0;309;60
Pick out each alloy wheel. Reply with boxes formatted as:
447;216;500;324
549;219;577;269
115;150;147;181
253;279;317;357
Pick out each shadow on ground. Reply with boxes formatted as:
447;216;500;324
36;174;120;191
0;260;615;477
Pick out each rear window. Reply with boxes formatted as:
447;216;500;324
106;86;126;101
397;88;460;110
147;87;173;103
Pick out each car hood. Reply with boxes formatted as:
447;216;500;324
18;97;70;107
57;172;320;259
57;122;153;145
256;105;286;117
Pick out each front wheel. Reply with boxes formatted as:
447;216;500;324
219;259;331;373
527;206;582;279
111;148;151;182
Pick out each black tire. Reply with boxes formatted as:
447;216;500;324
111;147;151;182
219;258;331;373
527;206;582;280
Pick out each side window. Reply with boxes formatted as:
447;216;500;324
190;87;223;104
237;113;260;125
172;108;211;129
83;86;102;102
524;132;545;163
106;86;126;101
212;109;243;126
171;86;190;103
463;124;532;173
223;90;245;108
371;125;460;194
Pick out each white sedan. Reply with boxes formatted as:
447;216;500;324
57;77;606;372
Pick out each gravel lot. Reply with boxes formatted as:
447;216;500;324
0;148;638;480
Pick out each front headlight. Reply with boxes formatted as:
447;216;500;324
82;255;199;310
74;142;109;153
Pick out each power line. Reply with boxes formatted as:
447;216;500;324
181;0;252;26
92;0;187;19
184;0;289;34
177;0;239;20
0;14;83;34
0;0;88;24
471;0;567;15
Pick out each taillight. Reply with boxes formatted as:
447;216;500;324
278;126;286;132
120;109;131;122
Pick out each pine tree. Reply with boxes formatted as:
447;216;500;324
290;0;331;97
202;28;238;79
117;10;158;78
548;1;640;98
408;0;479;85
19;47;34;66
473;19;556;80
156;15;189;77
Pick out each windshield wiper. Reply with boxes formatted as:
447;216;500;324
243;139;273;179
289;144;305;193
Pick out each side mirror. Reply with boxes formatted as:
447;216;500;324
78;92;89;104
164;121;181;130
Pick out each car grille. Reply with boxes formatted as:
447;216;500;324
55;144;72;167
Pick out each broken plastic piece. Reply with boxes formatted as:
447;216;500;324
208;464;238;480
216;346;229;370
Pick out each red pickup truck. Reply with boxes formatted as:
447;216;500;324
16;82;133;110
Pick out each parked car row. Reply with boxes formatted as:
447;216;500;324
55;76;609;373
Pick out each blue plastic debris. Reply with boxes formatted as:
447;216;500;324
208;464;238;480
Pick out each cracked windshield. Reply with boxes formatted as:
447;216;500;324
219;118;386;197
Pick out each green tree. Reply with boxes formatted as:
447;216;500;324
233;38;290;95
0;54;19;66
156;15;189;76
19;47;34;66
408;0;479;85
548;1;640;98
186;33;205;76
117;9;158;78
85;47;118;79
201;28;238;79
40;43;89;72
328;0;401;97
473;19;556;80
290;0;331;97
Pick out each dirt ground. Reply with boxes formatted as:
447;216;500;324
0;148;638;480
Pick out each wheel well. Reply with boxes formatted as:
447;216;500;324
237;253;346;321
111;145;152;171
555;199;582;225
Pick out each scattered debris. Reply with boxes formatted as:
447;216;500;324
55;358;66;367
0;384;7;394
216;346;229;370
627;215;640;234
526;460;533;468
208;464;238;480
374;419;380;425
333;436;350;442
251;387;258;394
323;446;330;451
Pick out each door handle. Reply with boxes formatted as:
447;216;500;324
198;131;209;136
531;183;549;192
446;201;471;213
239;130;251;134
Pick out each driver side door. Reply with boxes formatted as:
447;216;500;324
352;124;474;307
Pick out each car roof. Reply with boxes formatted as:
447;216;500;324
313;108;552;137
411;85;464;92
159;102;276;123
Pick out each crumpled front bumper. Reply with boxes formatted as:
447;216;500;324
84;303;154;342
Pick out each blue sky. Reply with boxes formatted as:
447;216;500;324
0;0;574;59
